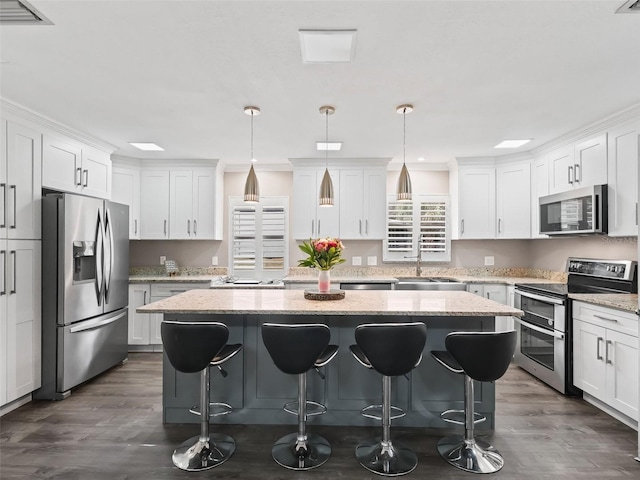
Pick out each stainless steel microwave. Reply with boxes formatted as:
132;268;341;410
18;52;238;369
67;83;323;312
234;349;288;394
539;184;607;236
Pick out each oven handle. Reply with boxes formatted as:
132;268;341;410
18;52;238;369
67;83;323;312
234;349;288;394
514;317;565;340
515;289;565;306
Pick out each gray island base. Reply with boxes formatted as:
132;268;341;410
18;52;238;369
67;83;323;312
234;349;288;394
137;290;523;430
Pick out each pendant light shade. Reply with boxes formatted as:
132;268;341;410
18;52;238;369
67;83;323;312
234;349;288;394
319;105;335;207
243;106;260;203
396;104;413;202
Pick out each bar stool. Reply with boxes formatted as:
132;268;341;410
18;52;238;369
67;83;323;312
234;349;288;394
351;322;427;477
161;320;240;472
261;322;338;470
430;330;516;474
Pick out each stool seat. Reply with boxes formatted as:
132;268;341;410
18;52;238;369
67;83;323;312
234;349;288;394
161;320;240;472
352;322;427;477
431;330;516;475
262;323;337;471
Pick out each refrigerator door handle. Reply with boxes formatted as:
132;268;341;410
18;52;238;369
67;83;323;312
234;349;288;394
95;208;104;306
104;207;114;303
69;310;127;333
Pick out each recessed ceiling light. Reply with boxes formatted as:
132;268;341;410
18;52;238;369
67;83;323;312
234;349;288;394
299;29;357;63
316;142;342;151
494;139;532;149
417;157;425;162
129;142;165;151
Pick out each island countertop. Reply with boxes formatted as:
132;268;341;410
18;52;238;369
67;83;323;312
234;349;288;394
137;289;523;317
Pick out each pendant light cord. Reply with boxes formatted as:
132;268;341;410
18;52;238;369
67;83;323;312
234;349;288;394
403;107;406;166
250;109;254;161
325;109;329;168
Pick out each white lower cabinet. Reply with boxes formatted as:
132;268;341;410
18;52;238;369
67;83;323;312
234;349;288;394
467;283;513;331
127;282;210;351
573;301;638;424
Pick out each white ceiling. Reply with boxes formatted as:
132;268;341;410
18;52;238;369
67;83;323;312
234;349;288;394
1;0;639;170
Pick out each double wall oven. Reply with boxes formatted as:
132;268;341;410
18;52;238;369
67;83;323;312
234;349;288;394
514;258;637;395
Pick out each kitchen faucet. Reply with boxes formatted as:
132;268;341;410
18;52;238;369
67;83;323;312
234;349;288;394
404;254;422;277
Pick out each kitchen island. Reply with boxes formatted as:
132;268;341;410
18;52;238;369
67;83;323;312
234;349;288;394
138;289;522;429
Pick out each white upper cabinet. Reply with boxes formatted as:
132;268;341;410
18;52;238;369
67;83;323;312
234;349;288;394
291;167;340;239
111;163;141;239
42;134;111;199
607;119;640;237
140;170;170;239
169;170;193;239
458;166;496;239
1;119;42;240
549;134;607;194
496;161;531;238
339;168;386;239
531;156;549;239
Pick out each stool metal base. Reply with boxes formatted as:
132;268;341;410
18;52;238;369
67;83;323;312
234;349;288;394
172;433;236;472
355;438;418;477
437;436;504;474
271;432;331;471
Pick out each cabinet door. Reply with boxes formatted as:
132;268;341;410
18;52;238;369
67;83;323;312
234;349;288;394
607;121;639;237
0;240;6;404
459;167;496;239
169;170;193;239
112;166;141;239
192;168;216;239
467;284;483;296
496;162;530;238
574;134;607;188
149;312;164;345
483;284;506;304
42;134;83;193
363;169;387;239
573;319;606;399
80;147;111;199
292;169;317;239
140;170;170;239
549;145;575;194
5;121;42;240
315;169;340;238
127;285;150;345
5;240;41;402
339;169;364;239
531;157;549;238
605;329;638;420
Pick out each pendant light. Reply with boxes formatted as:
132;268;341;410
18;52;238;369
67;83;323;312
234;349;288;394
318;105;335;207
243;106;260;203
396;104;413;202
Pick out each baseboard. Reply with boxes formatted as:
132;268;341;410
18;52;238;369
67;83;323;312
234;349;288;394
0;394;33;417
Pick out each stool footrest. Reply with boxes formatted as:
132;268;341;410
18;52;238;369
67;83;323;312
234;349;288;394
361;404;406;421
283;400;327;417
189;402;233;418
440;409;486;425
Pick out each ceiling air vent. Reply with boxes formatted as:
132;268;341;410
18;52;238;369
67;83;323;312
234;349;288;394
616;0;640;13
0;0;52;24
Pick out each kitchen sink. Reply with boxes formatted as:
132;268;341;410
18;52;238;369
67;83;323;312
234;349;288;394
394;277;467;291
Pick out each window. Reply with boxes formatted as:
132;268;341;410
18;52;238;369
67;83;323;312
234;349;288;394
383;195;451;262
229;196;288;279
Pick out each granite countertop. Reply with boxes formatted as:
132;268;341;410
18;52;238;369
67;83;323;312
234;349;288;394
569;293;639;314
450;276;563;285
137;289;524;317
283;275;399;284
129;275;217;284
282;275;562;286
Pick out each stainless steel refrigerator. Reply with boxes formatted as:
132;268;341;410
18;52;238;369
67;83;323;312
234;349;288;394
35;193;129;400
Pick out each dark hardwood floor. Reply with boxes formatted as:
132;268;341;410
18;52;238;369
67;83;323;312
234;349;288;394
1;353;638;479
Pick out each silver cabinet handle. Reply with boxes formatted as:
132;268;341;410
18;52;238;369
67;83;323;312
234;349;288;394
318;220;321;235
359;219;362;234
486;292;491;299
143;290;147;305
83;169;89;187
498;218;502;233
311;220;314;236
0;183;5;228
574;163;581;183
9;250;16;294
187;219;190;235
0;250;5;295
9;185;16;229
164;219;167;236
596;337;603;360
593;314;618;323
134;219;138;235
605;340;612;364
568;165;573;184
636;203;638;226
194;219;197;236
365;219;369;235
75;166;82;186
169;289;187;294
461;219;464;234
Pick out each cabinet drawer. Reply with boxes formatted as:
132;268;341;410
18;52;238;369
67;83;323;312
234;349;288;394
572;301;638;337
149;282;210;297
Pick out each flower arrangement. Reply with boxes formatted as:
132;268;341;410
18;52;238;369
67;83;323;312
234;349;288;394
298;237;346;271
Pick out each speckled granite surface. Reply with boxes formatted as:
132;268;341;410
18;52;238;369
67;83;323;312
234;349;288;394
130;266;228;276
137;289;524;316
569;293;638;313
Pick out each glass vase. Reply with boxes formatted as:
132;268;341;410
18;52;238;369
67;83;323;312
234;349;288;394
318;269;331;293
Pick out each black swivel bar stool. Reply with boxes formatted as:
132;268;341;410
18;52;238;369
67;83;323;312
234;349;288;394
262;323;338;470
351;322;427;477
161;320;240;472
431;330;516;474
